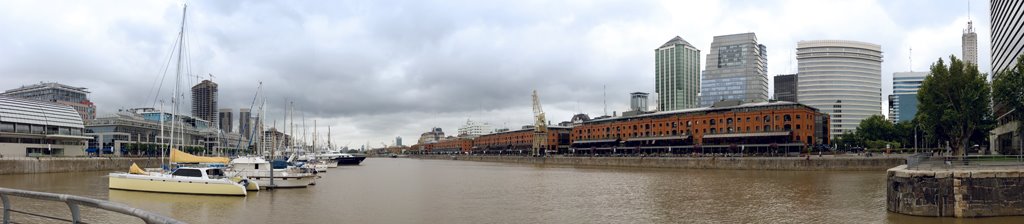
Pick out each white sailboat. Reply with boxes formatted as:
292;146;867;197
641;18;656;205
108;4;253;196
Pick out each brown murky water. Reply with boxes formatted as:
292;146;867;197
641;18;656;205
0;158;1022;223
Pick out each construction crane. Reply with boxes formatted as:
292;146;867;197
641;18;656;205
531;90;548;156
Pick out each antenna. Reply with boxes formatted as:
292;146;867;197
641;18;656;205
909;47;913;72
967;0;971;22
603;85;607;116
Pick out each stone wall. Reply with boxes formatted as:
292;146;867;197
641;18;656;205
887;165;1024;217
0;157;162;175
415;155;906;171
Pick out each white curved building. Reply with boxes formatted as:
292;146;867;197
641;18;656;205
796;40;883;139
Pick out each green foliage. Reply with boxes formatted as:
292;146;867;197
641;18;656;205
993;56;1024;132
855;115;894;141
916;55;994;156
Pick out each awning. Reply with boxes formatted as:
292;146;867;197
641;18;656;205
625;135;690;142
571;139;618;144
702;131;791;139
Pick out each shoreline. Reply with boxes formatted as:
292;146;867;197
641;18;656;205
412;155;907;171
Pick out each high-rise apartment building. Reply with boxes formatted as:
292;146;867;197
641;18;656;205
797;40;883;139
990;0;1023;154
963;20;978;66
191;80;218;125
396;136;403;146
239;108;252;137
3;82;97;120
700;33;769;106
218;108;233;133
773;74;798;102
655;36;702;111
888;72;927;123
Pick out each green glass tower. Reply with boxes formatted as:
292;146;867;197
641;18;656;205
655;36;701;111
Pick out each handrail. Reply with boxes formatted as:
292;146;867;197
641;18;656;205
0;187;184;224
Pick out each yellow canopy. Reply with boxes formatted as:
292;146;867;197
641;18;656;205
170;148;230;164
129;162;147;174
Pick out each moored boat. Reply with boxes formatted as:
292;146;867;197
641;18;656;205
227;156;317;188
108;164;248;196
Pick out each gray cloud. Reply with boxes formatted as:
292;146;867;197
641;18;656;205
0;0;988;147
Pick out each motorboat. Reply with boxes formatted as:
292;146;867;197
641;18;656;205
108;164;251;196
318;151;366;165
227;156;318;188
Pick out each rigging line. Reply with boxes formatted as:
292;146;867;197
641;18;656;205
148;34;181;108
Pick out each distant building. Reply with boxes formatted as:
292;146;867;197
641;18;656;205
218;108;233;133
990;0;1024;154
0;95;90;157
700;33;769;106
239;108;252;137
630;92;649;112
655;36;701;111
797;40;883;139
773;74;798;102
2;82;96;121
396;136;403;146
889;72;927;123
417;127;444;144
963;20;978;66
191;80;218;128
623;92;651;117
261;127;289;153
458;119;492;137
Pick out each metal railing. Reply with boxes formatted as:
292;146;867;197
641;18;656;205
0;187;184;224
906;153;1024;170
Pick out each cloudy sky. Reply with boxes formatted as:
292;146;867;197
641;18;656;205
0;0;988;149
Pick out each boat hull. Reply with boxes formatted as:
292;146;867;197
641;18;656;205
335;156;366;165
108;173;247;196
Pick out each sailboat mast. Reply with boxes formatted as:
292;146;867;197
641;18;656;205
168;4;187;167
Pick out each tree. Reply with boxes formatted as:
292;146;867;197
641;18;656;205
856;115;895;141
916;55;994;157
993;56;1024;155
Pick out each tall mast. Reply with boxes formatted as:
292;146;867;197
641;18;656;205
169;4;187;166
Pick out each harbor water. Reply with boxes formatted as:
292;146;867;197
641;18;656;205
1;158;1023;223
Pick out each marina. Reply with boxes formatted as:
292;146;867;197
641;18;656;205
0;158;1021;223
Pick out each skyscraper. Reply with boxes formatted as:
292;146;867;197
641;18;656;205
797;40;883;139
396;136;403;146
963;20;978;66
991;0;1023;74
700;33;769;106
218;108;233;133
629;92;649;112
239;108;252;137
889;72;927;123
990;0;1023;154
2;82;97;120
773;74;798;102
655;36;701;111
191;80;218;125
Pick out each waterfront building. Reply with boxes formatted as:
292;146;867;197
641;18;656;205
85;108;245;156
655;36;702;111
261;127;290;153
2;82;97;121
773;74;798;102
0;95;90;157
457;119;492;137
218;108;233;133
796;40;883;139
396;136;403;146
471;126;571;154
990;0;1024;154
570;101;830;154
238;108;252;138
889;72;927;123
191;80;218;128
700;33;769;106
